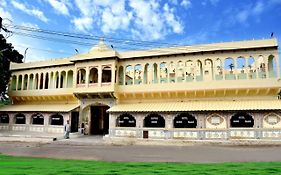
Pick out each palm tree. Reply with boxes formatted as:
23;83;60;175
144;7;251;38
229;63;234;72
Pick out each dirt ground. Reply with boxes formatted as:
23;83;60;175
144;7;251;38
1;141;281;162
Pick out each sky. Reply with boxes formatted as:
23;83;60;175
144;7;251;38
0;0;281;62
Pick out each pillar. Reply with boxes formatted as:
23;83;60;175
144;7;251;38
42;73;46;89
15;75;18;91
85;67;89;87
65;72;68;88
111;65;115;84
26;74;30;90
157;62;160;83
98;65;102;86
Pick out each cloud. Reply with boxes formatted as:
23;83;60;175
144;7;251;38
163;3;184;33
46;0;71;16
71;0;184;41
11;1;49;22
269;0;281;4
169;0;178;5
0;7;12;21
0;0;7;7
209;0;220;5
253;1;264;15
101;0;133;33
180;0;191;9
236;1;265;24
71;16;93;32
21;22;40;29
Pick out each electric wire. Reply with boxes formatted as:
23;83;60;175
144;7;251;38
4;23;278;57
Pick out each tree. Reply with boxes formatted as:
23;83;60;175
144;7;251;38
0;34;23;101
229;63;234;72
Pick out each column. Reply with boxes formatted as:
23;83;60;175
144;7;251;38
26;74;30;90
222;58;225;80
85;67;89;87
32;75;36;89
165;114;173;139
98;65;102;86
123;65;127;85
157;62;160;83
136;114;144;138
42;73;46;89
140;65;144;84
111;65;115;84
264;56;269;79
38;74;41;89
58;72;61;88
132;66;135;85
65;72;68;88
15;75;18;91
274;55;280;78
21;76;24;91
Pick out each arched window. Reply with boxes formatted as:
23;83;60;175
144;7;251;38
125;65;133;85
204;59;213;81
60;71;66;88
185;60;194;81
32;113;44;125
160;62;168;83
0;113;9;123
237;57;246;79
55;71;59;88
39;73;44;89
196;60;203;81
77;68;86;84
268;55;276;78
174;113;197;128
23;74;28;90
34;73;39;89
49;72;54;88
169;61;176;83
11;75;17;90
144;114;165;128
177;61;185;82
118;66;124;85
153;63;158;84
67;70;73;88
102;66;112;83
116;113;136;127
15;113;26;124
143;64;150;84
134;64;142;84
44;73;49;89
230;113;254;128
214;58;223;80
89;67;98;84
17;75;22;90
224;57;235;80
248;56;256;79
50;114;64;125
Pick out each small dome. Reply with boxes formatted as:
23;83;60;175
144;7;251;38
89;38;113;53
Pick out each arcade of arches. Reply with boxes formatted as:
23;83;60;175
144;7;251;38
110;111;281;139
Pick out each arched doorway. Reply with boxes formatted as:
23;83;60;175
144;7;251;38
230;112;254;127
90;105;110;135
144;113;165;128
116;113;136;127
174;113;197;128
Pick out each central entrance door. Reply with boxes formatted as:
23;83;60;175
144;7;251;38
90;105;109;135
71;112;79;133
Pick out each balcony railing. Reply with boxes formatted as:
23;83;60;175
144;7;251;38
109;127;281;140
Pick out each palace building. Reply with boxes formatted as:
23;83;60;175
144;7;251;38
1;38;281;140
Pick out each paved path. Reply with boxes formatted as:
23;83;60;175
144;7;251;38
1;140;281;162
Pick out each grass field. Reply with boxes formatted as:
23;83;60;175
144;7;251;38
0;155;281;175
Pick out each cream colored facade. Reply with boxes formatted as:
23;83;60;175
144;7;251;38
0;38;281;140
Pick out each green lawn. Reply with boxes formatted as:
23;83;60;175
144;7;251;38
0;154;280;175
